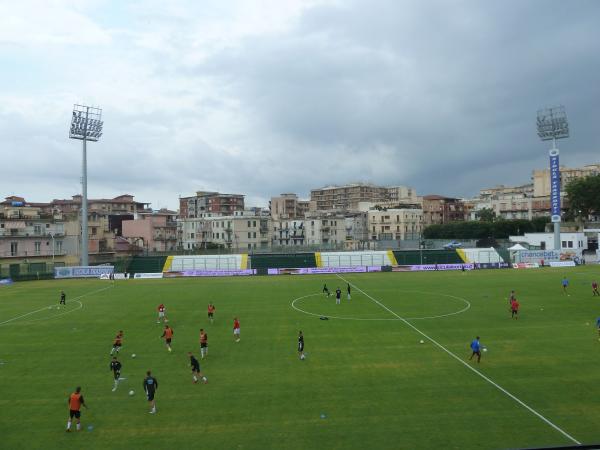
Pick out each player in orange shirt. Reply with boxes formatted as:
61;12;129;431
200;329;208;359
110;330;124;356
161;325;174;352
66;386;87;432
510;298;520;320
207;303;216;324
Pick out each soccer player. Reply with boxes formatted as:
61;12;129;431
161;325;174;352
298;330;305;360
60;290;66;305
110;356;122;392
143;370;158;414
323;284;331;297
510;298;520;320
189;352;207;384
66;386;87;432
592;281;599;296
508;290;516;304
597;317;600;340
157;304;167;324
562;276;569;294
469;336;481;363
335;287;341;305
199;329;208;359
347;283;351;300
207;302;216;324
110;330;124;356
233;317;241;342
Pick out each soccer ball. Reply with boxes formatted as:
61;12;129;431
419;340;425;344
129;390;135;396
300;354;306;360
131;354;136;358
482;348;488;352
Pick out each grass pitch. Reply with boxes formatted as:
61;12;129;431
1;267;600;449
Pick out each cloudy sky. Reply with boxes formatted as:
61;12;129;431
1;0;599;210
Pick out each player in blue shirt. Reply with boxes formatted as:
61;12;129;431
596;317;600;340
562;276;569;294
469;336;481;363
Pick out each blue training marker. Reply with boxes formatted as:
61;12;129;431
87;425;94;432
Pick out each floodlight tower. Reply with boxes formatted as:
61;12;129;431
69;104;104;266
536;106;569;252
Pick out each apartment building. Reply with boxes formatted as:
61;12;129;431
269;194;310;220
368;208;423;241
122;209;178;252
0;197;71;267
422;195;466;226
303;212;348;247
179;191;245;218
179;212;270;251
310;183;417;211
533;163;600;197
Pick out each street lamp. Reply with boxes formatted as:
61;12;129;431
69;104;103;266
537;106;569;252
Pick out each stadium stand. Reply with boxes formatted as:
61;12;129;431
249;253;317;270
166;254;246;271
393;250;463;265
319;251;394;267
127;256;167;274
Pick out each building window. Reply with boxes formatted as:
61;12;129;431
10;242;18;256
56;241;63;253
34;225;42;235
253;232;256;238
91;227;97;235
34;242;41;255
247;221;251;227
568;241;573;248
253;221;256;227
248;243;252;249
561;241;567;248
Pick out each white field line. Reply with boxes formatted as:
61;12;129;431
0;285;113;327
291;291;470;321
336;274;581;446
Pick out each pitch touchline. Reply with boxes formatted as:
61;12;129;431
0;285;113;327
335;274;581;446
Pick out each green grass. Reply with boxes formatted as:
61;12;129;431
1;267;600;449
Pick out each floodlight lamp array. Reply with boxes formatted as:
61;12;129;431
536;106;569;141
69;105;104;141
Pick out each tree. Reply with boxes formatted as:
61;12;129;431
476;207;496;222
566;175;600;219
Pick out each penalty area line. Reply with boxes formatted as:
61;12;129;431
0;285;113;327
336;274;581;446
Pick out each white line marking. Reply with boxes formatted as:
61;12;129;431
23;300;84;323
291;291;471;321
336;274;581;446
0;285;112;327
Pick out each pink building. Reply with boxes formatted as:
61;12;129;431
122;209;178;252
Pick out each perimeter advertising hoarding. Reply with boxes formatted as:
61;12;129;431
164;269;256;277
54;266;114;279
0;278;13;286
392;263;474;272
550;149;561;223
268;266;382;275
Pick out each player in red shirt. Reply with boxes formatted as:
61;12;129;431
66;386;87;432
110;330;124;356
199;329;208;359
233;317;240;342
157;304;168;324
161;325;174;352
207;303;216;324
510;298;520;320
592;281;599;296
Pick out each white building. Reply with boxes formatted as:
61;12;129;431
509;232;587;252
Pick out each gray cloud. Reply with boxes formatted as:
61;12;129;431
1;0;599;208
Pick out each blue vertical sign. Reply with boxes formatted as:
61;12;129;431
549;148;561;223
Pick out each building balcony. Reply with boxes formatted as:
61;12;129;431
0;230;65;238
0;250;67;258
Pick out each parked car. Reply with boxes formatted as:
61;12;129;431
443;241;463;249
